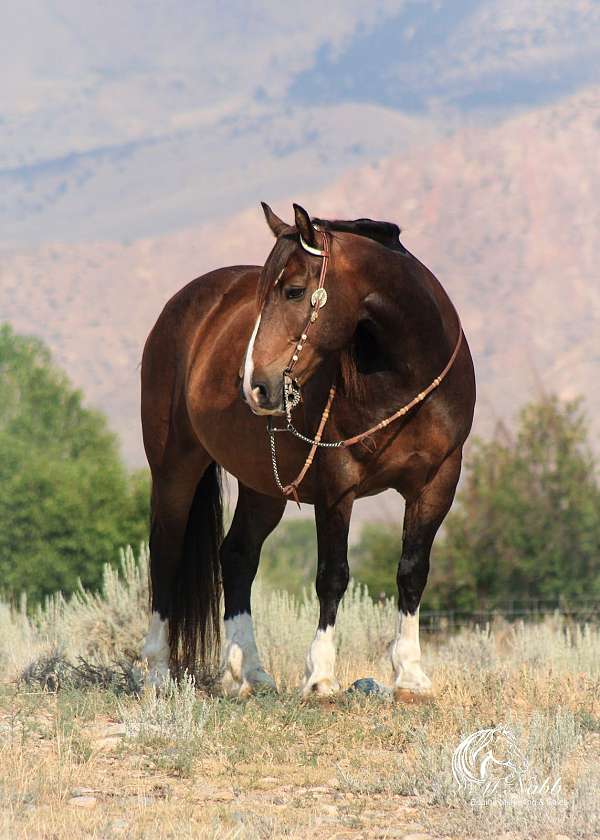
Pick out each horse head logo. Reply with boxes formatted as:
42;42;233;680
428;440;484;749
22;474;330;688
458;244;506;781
452;726;529;790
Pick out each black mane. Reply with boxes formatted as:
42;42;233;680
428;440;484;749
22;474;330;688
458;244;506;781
311;217;408;253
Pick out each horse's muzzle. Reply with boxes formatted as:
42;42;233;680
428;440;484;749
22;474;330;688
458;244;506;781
241;378;285;416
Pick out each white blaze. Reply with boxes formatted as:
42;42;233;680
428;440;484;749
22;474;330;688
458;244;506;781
242;314;261;405
390;607;432;691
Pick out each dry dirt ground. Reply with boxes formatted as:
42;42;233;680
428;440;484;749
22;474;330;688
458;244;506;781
1;640;599;839
0;557;598;839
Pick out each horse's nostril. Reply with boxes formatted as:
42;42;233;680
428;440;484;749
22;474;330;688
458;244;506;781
252;382;269;403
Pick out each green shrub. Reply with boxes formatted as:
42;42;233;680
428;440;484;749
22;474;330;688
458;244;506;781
0;323;149;602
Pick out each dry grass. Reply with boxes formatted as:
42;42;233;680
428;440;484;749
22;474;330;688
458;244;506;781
0;547;598;839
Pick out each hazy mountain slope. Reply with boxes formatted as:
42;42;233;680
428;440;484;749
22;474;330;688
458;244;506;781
3;0;599;244
1;88;599;479
314;86;600;448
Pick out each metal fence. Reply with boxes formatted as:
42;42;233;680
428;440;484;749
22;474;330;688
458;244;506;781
418;598;600;632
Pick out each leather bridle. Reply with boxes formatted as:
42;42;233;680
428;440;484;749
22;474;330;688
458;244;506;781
264;227;464;504
278;227;331;406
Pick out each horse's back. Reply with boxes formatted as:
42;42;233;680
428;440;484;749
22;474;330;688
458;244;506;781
151;265;259;331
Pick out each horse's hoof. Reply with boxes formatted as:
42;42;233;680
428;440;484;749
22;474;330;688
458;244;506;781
244;677;278;699
301;677;340;700
393;686;435;704
222;668;277;700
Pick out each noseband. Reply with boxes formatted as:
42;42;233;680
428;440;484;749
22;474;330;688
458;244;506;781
265;228;464;505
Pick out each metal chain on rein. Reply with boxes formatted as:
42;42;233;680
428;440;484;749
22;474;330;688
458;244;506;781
270;374;343;447
267;418;287;494
267;374;343;495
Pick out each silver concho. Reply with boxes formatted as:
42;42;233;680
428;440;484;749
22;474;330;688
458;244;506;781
311;288;328;309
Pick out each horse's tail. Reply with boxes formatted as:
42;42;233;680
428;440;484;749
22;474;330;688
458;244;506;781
169;462;224;675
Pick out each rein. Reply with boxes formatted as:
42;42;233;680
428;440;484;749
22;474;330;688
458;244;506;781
265;229;464;504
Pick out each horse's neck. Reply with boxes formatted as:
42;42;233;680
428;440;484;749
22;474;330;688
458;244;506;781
361;262;451;386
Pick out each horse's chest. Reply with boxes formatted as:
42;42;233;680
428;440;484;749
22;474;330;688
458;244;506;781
354;446;438;499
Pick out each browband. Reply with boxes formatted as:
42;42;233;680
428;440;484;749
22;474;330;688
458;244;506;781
299;230;326;257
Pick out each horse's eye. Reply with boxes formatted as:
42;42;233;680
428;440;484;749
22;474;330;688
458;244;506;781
285;287;306;301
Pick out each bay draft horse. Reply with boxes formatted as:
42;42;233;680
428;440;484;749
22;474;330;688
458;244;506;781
140;203;475;699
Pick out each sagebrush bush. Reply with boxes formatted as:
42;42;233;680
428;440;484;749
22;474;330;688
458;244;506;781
2;544;599;691
119;672;207;741
0;546;598;839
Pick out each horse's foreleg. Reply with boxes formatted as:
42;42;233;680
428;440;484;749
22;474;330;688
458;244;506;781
392;447;463;700
220;484;286;698
302;488;355;698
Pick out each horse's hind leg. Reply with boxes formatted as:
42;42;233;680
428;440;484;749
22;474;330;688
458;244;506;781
142;450;210;686
392;447;463;700
220;484;286;698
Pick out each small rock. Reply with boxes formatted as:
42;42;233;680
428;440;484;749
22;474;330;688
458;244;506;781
70;787;95;797
214;789;235;802
348;678;392;698
195;783;235;802
97;735;124;751
305;785;330;794
315;815;338;825
134;793;156;806
68;796;97;808
108;819;129;834
100;723;127;738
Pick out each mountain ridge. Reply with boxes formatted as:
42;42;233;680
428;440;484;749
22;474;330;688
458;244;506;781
2;87;599;480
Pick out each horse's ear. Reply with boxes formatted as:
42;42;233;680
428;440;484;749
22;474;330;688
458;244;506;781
293;203;317;247
261;202;288;238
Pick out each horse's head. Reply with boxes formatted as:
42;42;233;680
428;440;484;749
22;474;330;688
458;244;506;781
242;202;360;415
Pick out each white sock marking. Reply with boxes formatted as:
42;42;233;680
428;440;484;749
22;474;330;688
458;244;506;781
242;314;261;405
302;625;339;696
141;611;170;685
390;607;431;691
221;612;274;697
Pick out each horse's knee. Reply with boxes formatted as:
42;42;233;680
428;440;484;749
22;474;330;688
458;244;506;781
316;561;349;600
397;552;420;577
